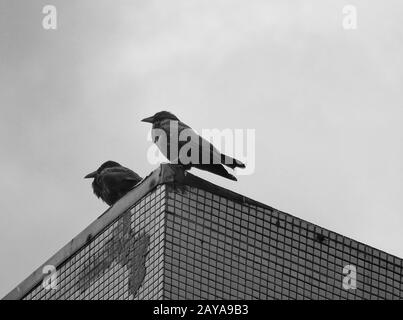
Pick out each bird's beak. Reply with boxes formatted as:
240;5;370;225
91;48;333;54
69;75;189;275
141;116;154;123
84;171;97;179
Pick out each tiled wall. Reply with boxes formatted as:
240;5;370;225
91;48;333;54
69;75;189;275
21;182;402;300
23;186;166;300
164;186;402;299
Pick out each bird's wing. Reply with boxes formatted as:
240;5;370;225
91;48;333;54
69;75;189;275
177;122;222;164
101;167;142;184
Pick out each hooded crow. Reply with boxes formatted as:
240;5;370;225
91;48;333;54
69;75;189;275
142;111;245;181
84;161;142;206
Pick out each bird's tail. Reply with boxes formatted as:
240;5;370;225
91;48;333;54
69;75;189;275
221;154;246;169
195;164;237;181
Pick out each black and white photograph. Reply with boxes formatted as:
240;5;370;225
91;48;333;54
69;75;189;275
0;0;402;304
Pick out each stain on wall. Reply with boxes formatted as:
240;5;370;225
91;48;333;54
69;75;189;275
76;211;150;298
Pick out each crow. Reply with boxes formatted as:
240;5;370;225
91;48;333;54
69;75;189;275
142;111;245;181
84;161;142;206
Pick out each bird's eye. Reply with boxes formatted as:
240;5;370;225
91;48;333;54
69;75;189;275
154;136;160;143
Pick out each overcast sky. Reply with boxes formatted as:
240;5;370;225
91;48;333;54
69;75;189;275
1;0;402;297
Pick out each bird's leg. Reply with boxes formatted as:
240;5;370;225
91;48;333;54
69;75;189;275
160;161;191;171
181;164;192;171
169;158;192;171
166;181;188;195
162;160;190;195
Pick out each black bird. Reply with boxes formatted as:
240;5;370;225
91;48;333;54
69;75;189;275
142;111;246;181
84;161;142;206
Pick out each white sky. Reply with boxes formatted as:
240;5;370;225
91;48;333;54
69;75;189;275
0;0;402;297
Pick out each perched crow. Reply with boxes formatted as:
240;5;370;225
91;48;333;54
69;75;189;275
142;111;245;181
84;161;142;206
